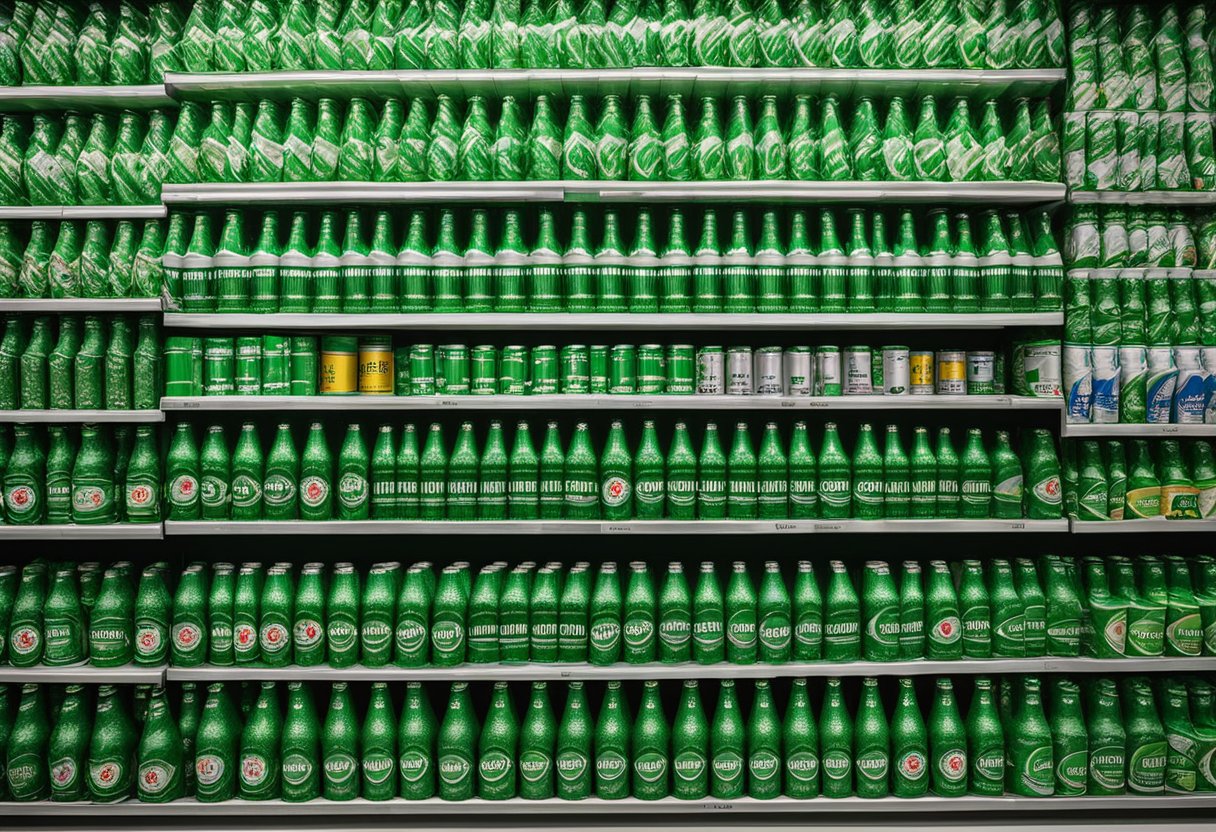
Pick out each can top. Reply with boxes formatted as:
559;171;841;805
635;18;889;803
881;346;910;352
359;335;393;348
321;335;358;353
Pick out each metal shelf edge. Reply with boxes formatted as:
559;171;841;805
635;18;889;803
0;85;175;111
0;664;166;684
1069;518;1216;533
0;524;164;540
0;410;165;424
0;298;163;313
1061;423;1216;437
0;205;167;219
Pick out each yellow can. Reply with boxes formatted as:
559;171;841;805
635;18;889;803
909;350;934;394
358;336;395;395
320;336;358;395
936;350;967;395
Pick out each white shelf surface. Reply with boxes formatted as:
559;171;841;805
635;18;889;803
165;656;1216;683
0;298;163;313
162;180;1066;206
0;523;163;540
165;67;1067;101
0;663;165;684
1068;190;1216;205
161;394;1064;412
0;205;167;219
4;794;1214;816
162;312;1063;331
1061;422;1216;437
1069;517;1216;533
163;519;1068;535
0;84;174;111
0;409;164;424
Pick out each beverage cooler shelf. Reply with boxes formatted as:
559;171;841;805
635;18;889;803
1061;423;1216;438
161;181;1068;206
161;312;1064;332
163;656;1216;684
164;68;1067;102
3;794;1214;816
0;205;167;220
0;298;163;313
0;523;164;540
0;664;166;684
160;394;1065;413
0;84;175;112
0;409;164;424
1067;190;1216;206
1069;518;1216;534
162;519;1069;536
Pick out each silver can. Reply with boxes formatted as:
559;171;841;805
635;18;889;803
696;346;725;395
881;347;910;396
844;346;873;396
783;347;813;396
1064;343;1094;424
754;347;784;396
936;350;967;395
727;346;753;395
816;347;842;397
965;351;996;395
1090;345;1120;424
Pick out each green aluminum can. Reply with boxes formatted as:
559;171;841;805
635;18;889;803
471;345;498;395
666;344;694;395
610;344;637;394
589;345;609;393
290;336;318;396
638;344;665;394
499;345;528;395
438;344;469;395
394;346;411;396
164;336;201;397
561;345;590;394
203;337;235;396
530;345;558;394
262;335;291;395
410;344;436;395
234;336;262;396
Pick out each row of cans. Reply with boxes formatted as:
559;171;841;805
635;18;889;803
1064;344;1216;425
1063;109;1216;193
164;335;320;398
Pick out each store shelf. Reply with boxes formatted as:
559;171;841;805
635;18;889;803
5;794;1215;816
1068;190;1216;205
162;180;1066;206
1069;517;1216;533
165;656;1216;684
0;664;165;684
162;312;1063;332
0;409;164;424
164;519;1068;535
1061;422;1215;437
165;68;1067;102
0;205;167;219
0;84;175;111
0;298;163;313
161;394;1064;413
0;523;164;540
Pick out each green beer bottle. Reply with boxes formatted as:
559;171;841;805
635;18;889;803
1049;678;1088;796
600;420;633;521
300;422;333;521
631;680;670;799
558;565;590;662
1007;676;1054;796
854;677;890;798
693;562;725;664
935;427;960;518
959;559;992;658
710;679;745;798
781;677;818;798
819;677;854;797
594;680;631;799
394;424;420;521
1084;559;1127;658
862;560;900;661
517;682;556;800
1086;678;1127;795
193;683;238;802
281;682;321;802
397;682;437;799
589;562;622;665
851;423;884;519
42;567;85;667
990;559;1024;657
696;421;727;519
899;561;926;659
925;560;962;660
824;560;861;662
137;686;186;803
726;422;757;519
659;562;692;663
239;682;283;801
965;677;1006;796
230;423;264;521
321;682;360;800
725;561;757;664
556;682;593;800
891;678;928;797
671;680;708;799
7;684;49;800
564;423;598;519
1016;558;1047;657
360;682;397;800
199;424;231;521
788;421;817;519
538;422;565;519
477;421;509;520
1043;555;1082;657
508;421;540;520
623;562;657;664
959;428;992;519
1123;677;1167;795
757;561;791;663
929;678;968;796
634;420;665;519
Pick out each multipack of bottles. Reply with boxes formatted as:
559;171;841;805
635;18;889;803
2;673;1213;804
0;315;162;411
164;205;1066;314
0;111;176;207
0;220;165;300
8;552;1210;670
1063;438;1216;521
0;424;161;526
155;419;1064;523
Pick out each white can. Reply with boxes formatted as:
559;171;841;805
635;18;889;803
783;348;813;396
1203;346;1216;424
817;348;842;396
881;347;910;396
965;351;996;395
1090;345;1121;424
1173;346;1208;424
844;347;873;396
754;347;784;396
1064;343;1093;424
1022;342;1063;397
727;347;753;395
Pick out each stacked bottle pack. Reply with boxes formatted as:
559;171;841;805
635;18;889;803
164;206;1065;314
6;553;1211;671
1065;3;1216;192
1063;207;1216;425
169;94;1061;185
1063;438;1216;522
0;111;175;207
0;0;1066;82
2;673;1213;805
165;335;1054;400
0;220;165;300
0;316;161;412
147;419;1064;524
